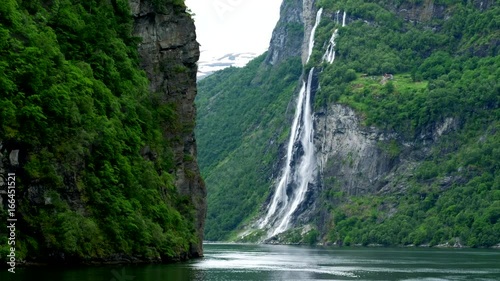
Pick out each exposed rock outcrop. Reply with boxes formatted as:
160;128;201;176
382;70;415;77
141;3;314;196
265;0;321;66
131;0;206;257
315;104;460;194
315;104;397;196
265;0;304;65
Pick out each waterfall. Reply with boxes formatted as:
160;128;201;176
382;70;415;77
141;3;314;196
269;68;316;237
258;8;322;238
323;11;346;64
258;80;306;230
322;30;338;63
307;8;323;63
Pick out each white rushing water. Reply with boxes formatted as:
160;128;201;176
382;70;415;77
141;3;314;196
258;8;322;238
322;30;338;63
269;68;316;237
307;8;323;63
258;80;306;230
323;11;347;64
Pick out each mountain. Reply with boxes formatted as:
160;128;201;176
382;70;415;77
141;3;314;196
0;0;205;265
196;0;499;247
197;52;259;80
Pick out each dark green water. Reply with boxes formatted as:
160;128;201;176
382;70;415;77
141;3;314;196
2;243;500;280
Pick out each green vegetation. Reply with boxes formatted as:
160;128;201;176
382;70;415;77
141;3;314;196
325;125;500;247
315;1;499;136
315;0;499;247
0;0;197;262
315;1;500;247
196;55;302;241
153;0;186;13
197;0;498;247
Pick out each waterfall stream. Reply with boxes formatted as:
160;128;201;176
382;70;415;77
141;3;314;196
323;30;338;63
258;8;323;238
307;8;323;63
323;11;346;64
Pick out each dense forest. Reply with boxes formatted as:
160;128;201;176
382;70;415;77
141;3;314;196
0;0;202;263
196;0;499;246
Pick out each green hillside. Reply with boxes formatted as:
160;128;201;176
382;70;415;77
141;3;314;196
0;0;200;262
196;0;499;246
197;56;302;240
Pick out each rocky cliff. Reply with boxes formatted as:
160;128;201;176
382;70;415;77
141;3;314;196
130;0;206;258
266;0;322;66
266;0;304;65
315;104;459;196
0;0;205;264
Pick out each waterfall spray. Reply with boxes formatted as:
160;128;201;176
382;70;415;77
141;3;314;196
257;8;323;238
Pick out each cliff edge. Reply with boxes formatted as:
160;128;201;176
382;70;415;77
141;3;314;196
130;0;206;258
0;0;205;264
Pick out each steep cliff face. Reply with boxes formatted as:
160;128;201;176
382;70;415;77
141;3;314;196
314;105;459;196
130;0;206;258
0;0;205;264
266;0;322;66
315;105;396;196
265;0;304;65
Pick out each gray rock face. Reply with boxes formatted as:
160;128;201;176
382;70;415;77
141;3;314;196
313;103;458;200
301;0;317;63
131;0;206;258
265;0;322;65
265;0;304;65
265;98;460;236
315;105;396;195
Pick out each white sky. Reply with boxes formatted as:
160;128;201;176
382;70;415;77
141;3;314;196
185;0;283;58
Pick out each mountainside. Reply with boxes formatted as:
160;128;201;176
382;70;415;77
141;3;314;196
197;52;260;80
196;0;499;247
0;0;205;265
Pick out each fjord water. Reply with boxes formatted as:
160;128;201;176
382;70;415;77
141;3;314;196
4;243;500;281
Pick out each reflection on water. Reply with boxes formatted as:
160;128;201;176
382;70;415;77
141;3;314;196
191;243;500;281
193;244;359;279
2;243;500;281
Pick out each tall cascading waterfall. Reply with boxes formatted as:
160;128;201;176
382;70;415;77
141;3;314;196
257;8;323;238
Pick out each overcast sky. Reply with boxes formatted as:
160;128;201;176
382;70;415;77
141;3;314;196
185;0;283;58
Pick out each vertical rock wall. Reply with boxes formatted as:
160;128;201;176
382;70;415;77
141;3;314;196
265;0;304;66
130;0;206;257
